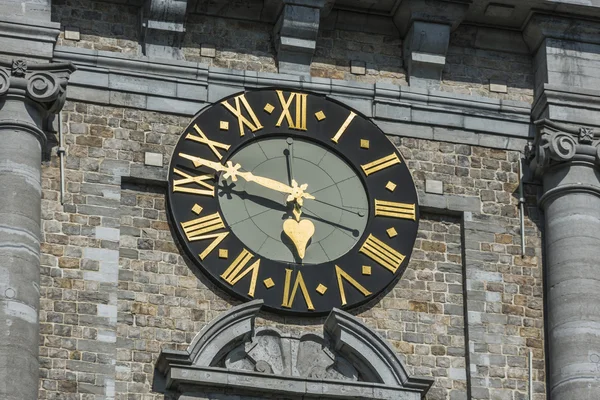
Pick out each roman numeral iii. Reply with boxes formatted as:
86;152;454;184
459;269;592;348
359;234;405;274
221;249;261;297
374;200;416;220
172;168;215;197
181;212;229;260
221;94;263;136
276;91;307;131
361;153;400;176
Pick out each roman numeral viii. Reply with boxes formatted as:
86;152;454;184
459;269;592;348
374;200;416;220
221;94;263;136
359;234;405;274
172;168;215;197
181;212;229;260
221;249;261;297
276;91;307;131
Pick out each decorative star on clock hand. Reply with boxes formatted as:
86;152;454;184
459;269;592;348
180;152;317;261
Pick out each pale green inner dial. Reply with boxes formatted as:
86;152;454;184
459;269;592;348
218;137;369;264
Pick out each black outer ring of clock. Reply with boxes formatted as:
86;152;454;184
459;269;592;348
167;88;420;316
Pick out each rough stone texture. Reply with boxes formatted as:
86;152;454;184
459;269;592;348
182;14;277;72
36;101;545;399
51;0;140;54
311;27;407;85
442;26;534;103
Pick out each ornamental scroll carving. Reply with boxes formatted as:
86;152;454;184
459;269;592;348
0;59;76;113
527;119;598;177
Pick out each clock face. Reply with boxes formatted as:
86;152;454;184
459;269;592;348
167;89;419;315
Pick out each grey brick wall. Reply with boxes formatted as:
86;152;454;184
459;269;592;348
38;101;545;400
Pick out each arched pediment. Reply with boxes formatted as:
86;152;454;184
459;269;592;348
154;300;433;399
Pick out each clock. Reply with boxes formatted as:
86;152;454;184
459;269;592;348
167;88;419;315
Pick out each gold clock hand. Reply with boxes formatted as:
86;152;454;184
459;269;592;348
179;153;315;204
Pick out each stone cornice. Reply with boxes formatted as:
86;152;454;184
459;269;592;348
53;45;532;151
523;12;600;52
0;59;76;114
527;119;598;178
0;16;60;60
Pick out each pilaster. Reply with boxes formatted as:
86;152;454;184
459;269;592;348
527;119;600;400
141;0;189;60
0;58;75;400
271;0;335;76
393;0;471;89
525;14;600;128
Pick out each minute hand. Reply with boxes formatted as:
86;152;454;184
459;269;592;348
236;171;294;194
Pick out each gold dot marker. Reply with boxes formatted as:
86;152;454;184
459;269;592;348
362;265;372;276
316;284;328;295
219;121;229;131
360;139;370;149
315;111;326;121
264;103;275;114
192;204;203;215
218;249;228;259
386;227;398;238
263;278;275;289
385;181;397;192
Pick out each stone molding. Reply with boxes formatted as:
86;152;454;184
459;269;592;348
53;45;531;151
0;58;76;144
522;12;600;53
0;16;60;61
141;0;188;60
154;300;433;399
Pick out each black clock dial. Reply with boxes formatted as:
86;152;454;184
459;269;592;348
167;88;419;315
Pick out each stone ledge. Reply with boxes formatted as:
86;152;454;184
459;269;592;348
53;45;532;150
169;366;422;400
0;16;60;60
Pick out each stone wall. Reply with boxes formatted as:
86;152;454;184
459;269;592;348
50;0;534;104
37;99;545;399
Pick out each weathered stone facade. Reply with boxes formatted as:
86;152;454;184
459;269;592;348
2;0;600;400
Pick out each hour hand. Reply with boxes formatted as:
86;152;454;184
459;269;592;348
179;153;242;181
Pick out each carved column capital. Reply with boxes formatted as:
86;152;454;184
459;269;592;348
526;119;600;207
0;58;76;113
0;58;76;145
527;119;599;176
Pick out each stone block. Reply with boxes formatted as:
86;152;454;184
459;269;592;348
425;179;443;194
144;152;163;167
489;80;508;93
350;60;366;75
200;43;216;58
64;26;80;41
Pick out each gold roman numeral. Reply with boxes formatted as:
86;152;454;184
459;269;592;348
359;234;405;273
374;200;416;220
335;265;371;306
185;124;230;160
181;212;229;260
282;269;314;311
172;168;215;197
221;94;263;136
221;249;261;297
361;153;401;176
276;91;307;131
331;111;357;143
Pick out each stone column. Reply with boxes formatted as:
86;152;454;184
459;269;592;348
0;59;75;400
528;120;600;399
